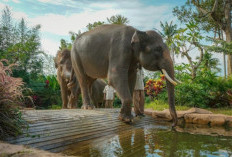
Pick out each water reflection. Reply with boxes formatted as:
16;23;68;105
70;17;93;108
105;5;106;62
64;126;232;157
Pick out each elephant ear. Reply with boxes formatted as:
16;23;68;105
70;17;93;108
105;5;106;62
131;31;149;51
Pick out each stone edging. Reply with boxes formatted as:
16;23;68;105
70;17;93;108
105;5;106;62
144;108;232;128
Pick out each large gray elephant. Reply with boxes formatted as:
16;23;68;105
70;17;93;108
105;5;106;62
71;24;179;126
55;49;106;109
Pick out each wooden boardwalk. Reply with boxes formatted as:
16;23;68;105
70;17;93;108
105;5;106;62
6;109;166;155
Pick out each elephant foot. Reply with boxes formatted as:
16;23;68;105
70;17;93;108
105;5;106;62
135;113;145;118
119;104;133;123
118;113;133;123
81;104;95;110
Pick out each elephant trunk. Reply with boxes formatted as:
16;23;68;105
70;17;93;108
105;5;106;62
161;62;178;127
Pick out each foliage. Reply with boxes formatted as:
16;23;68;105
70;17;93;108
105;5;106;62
157;21;178;63
0;7;45;84
173;21;206;79
172;0;225;33
175;69;232;108
144;75;165;100
206;38;232;55
0;59;26;139
107;14;129;24
26;75;62;109
145;99;190;111
86;21;105;31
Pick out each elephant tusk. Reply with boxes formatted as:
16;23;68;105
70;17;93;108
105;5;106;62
161;69;177;86
174;78;182;84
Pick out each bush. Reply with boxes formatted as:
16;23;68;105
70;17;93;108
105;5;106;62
174;71;232;108
149;68;232;108
0;59;26;139
25;75;62;109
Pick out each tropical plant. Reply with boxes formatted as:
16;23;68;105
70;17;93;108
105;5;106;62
107;14;129;25
86;21;105;31
173;0;232;75
158;21;178;64
174;21;206;79
144;75;166;100
0;59;26;139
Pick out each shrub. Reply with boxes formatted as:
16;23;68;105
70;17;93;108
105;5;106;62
27;75;62;109
144;74;166;100
0;59;26;139
175;71;232;108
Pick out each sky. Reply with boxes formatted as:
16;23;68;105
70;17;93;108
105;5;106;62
0;0;225;75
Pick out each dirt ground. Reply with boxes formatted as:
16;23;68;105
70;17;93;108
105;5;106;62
0;142;76;157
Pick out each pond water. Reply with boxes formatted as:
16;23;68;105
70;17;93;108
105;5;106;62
62;122;232;157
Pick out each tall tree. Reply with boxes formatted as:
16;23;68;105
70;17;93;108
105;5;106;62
158;21;178;64
173;0;232;75
174;21;205;79
107;14;129;25
0;7;45;81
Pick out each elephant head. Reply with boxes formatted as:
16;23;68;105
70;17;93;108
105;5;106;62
131;30;178;126
55;49;79;109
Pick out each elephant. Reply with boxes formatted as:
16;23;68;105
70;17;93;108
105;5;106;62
55;49;106;109
54;49;80;109
71;24;179;126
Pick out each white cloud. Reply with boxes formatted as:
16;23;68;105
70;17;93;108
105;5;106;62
40;37;60;56
29;9;119;36
28;1;174;36
12;0;20;3
37;0;52;3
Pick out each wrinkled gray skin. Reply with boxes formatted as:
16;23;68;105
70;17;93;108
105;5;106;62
71;24;177;126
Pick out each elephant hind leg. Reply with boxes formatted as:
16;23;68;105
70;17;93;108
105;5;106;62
72;56;95;110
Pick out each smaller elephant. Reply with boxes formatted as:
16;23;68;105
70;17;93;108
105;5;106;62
54;49;80;109
55;49;106;109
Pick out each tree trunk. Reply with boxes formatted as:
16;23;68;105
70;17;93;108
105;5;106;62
223;52;226;78
225;0;232;75
192;67;197;79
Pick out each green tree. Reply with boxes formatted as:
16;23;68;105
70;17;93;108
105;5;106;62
158;21;178;64
173;0;232;75
174;21;205;79
107;14;129;25
86;21;104;31
0;7;45;82
199;51;220;72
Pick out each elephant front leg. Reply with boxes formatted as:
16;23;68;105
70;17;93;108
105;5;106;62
109;73;134;123
60;78;68;109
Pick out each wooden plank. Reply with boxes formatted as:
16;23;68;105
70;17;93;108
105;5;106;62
42;119;155;152
9;109;161;154
9;116;120;144
50;119;157;153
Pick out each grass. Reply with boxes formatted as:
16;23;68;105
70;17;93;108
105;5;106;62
145;100;232;116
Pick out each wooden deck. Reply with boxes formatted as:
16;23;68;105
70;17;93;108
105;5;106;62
6;109;166;155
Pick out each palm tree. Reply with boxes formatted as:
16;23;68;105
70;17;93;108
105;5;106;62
158;21;178;65
107;15;129;25
200;51;220;72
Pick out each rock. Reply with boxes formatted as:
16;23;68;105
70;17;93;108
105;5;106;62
176;124;232;136
225;116;232;128
144;109;153;116
152;109;172;120
187;108;213;114
209;114;226;126
184;114;210;125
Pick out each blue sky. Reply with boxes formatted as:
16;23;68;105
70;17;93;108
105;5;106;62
0;0;225;76
0;0;187;56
